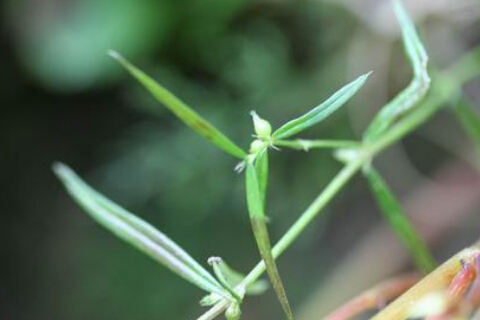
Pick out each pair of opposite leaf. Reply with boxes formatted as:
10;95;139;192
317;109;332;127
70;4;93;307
55;1;435;319
55;50;369;320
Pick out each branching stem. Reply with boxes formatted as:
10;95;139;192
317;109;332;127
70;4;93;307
197;44;480;320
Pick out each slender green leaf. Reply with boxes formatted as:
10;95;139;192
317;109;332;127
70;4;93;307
254;149;269;208
53;162;227;295
453;96;480;157
245;163;293;320
109;50;246;159
272;72;371;140
363;0;430;141
364;166;436;273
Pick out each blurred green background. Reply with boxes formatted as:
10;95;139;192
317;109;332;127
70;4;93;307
2;0;480;319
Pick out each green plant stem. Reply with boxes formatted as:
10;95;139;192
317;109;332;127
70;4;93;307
199;45;480;320
196;159;365;320
241;157;365;287
274;139;360;151
239;70;468;291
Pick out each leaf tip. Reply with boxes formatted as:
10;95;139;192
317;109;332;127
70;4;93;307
107;49;123;61
52;161;70;178
360;70;373;83
207;256;222;265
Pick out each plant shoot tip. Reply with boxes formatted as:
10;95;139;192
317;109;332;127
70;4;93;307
51;161;69;176
208;256;222;265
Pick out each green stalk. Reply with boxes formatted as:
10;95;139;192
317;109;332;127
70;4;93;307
243;51;480;284
198;45;480;320
274;139;360;151
239;71;460;289
241;156;365;287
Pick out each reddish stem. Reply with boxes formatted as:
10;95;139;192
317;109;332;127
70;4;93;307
320;274;419;320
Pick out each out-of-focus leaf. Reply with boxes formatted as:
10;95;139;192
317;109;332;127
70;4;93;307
245;163;293;320
272;72;371;140
364;166;436;273
453;97;480;157
53;162;227;296
109;51;246;159
363;0;430;141
6;0;172;91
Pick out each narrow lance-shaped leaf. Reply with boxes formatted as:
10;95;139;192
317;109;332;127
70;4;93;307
53;162;227;296
109;50;247;159
364;166;436;273
245;162;294;320
272;72;371;140
452;97;480;158
363;0;430;141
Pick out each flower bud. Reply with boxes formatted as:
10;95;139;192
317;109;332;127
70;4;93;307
249;139;265;155
251;111;272;138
